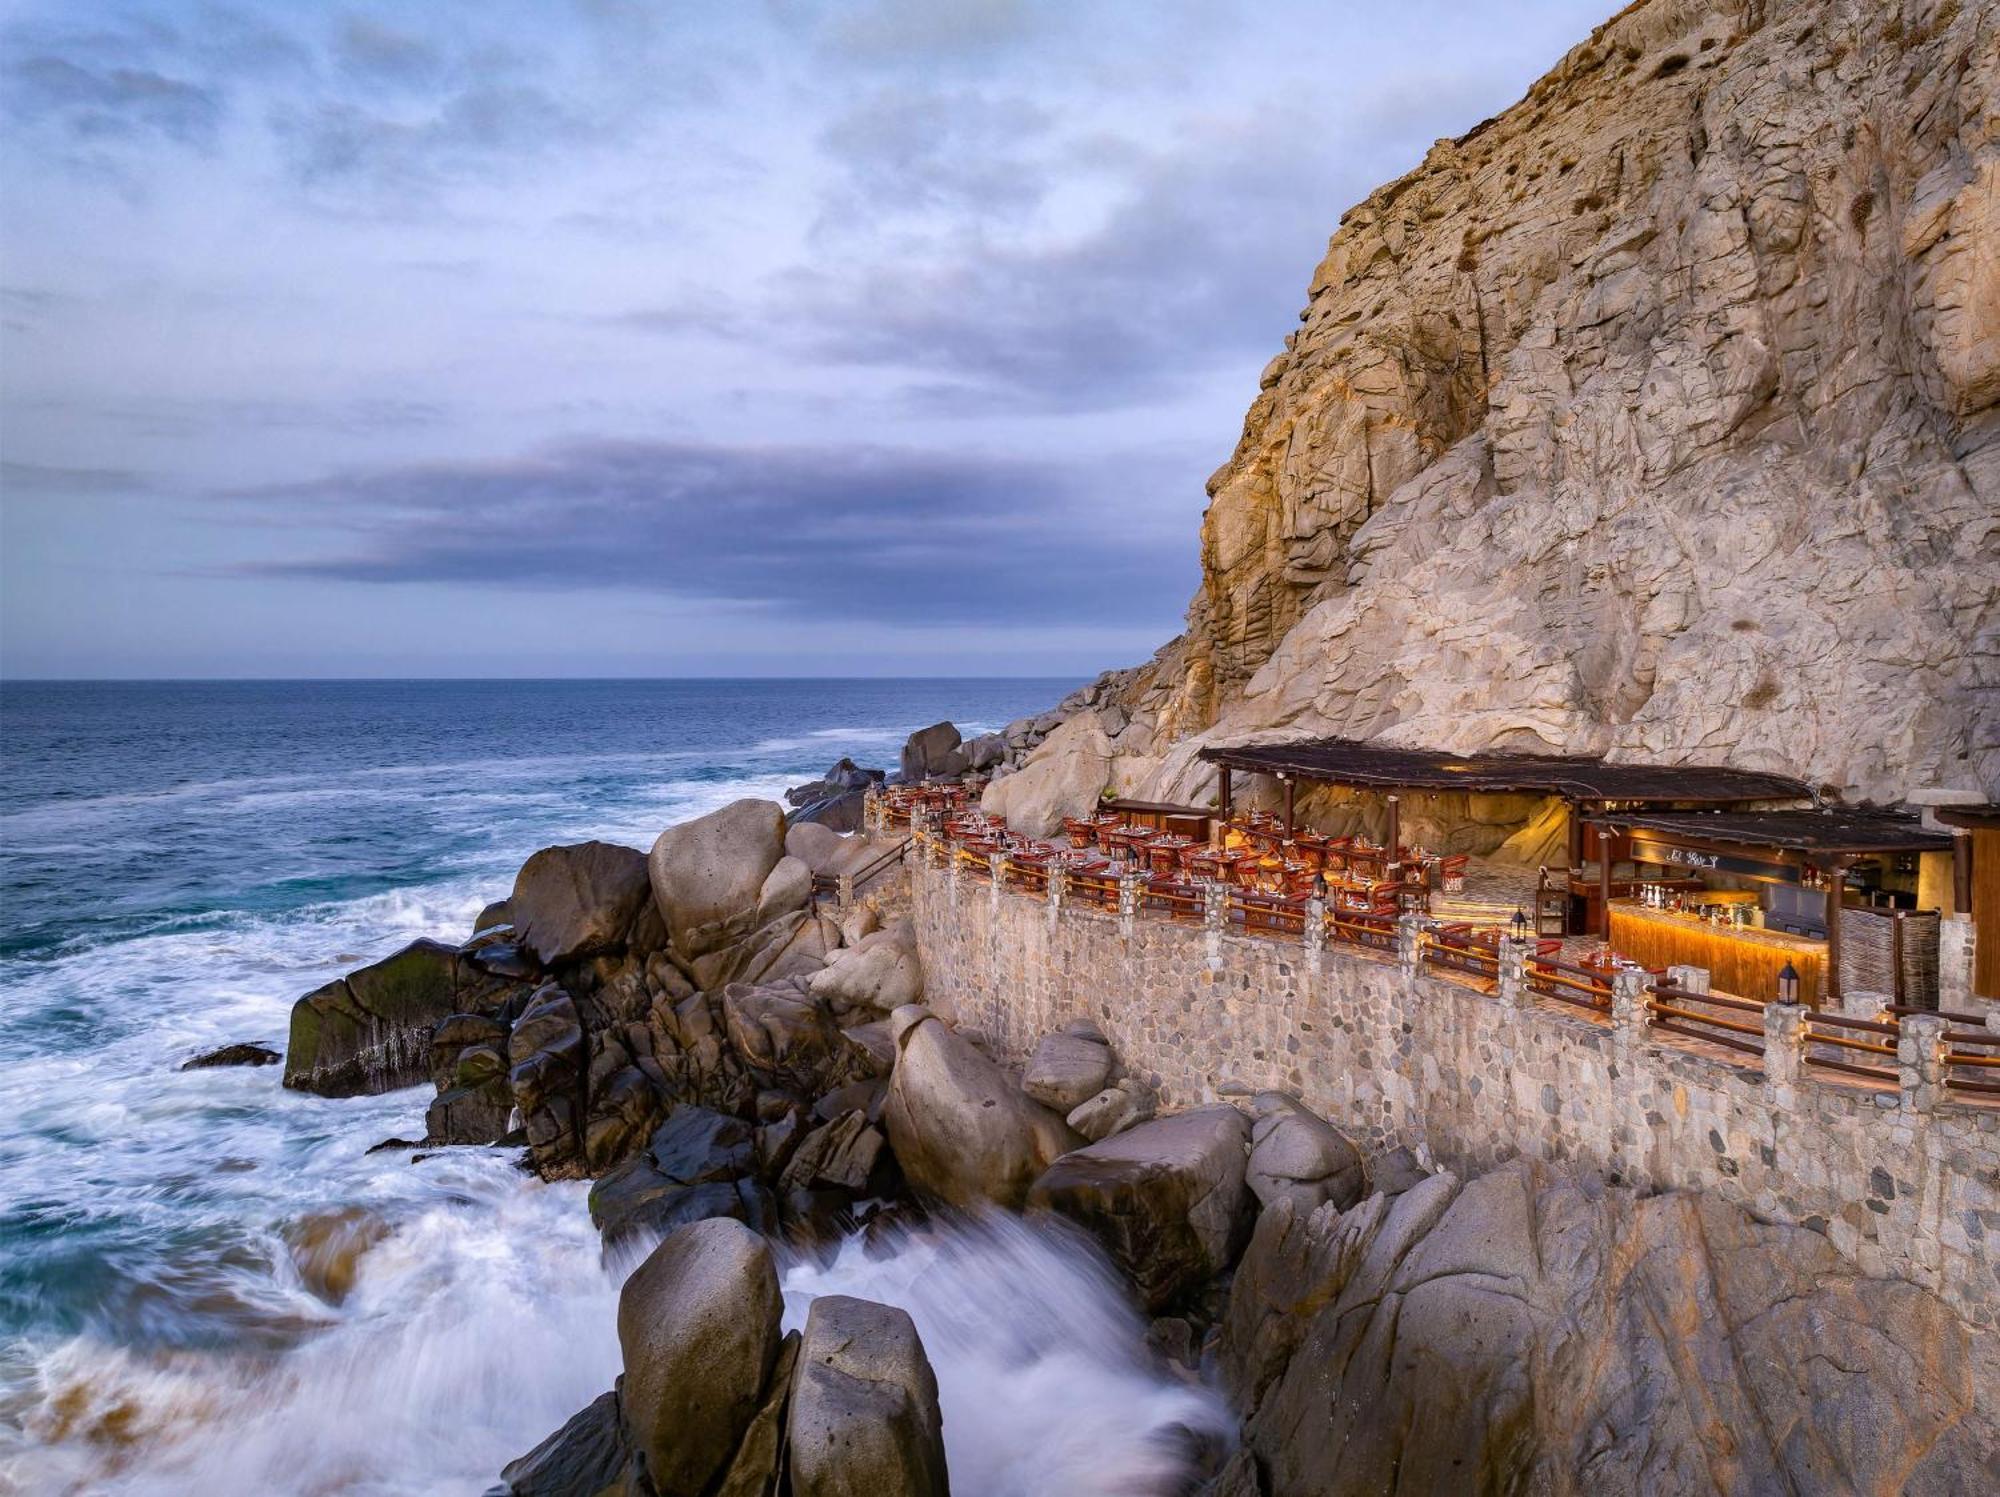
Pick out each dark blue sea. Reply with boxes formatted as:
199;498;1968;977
0;679;1231;1494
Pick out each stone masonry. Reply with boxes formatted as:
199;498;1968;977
910;853;2000;1333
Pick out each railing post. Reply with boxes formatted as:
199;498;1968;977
1046;862;1067;926
1898;1011;1948;1116
1119;868;1144;940
1202;879;1227;972
1303;896;1326;969
1610;969;1650;1058
987;852;1006;914
1396;913;1424;978
1497;936;1528;1008
1763;1001;1805;1098
946;839;961;908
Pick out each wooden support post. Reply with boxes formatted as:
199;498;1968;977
1953;831;1973;916
1283;776;1296;840
1825;856;1850;1002
1599;835;1614;940
1565;801;1588;937
1218;765;1233;824
1386;793;1401;875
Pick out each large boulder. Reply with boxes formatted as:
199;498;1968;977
1028;1104;1252;1311
1246;1092;1367;1217
498;1389;640;1496
807;925;924;1015
1021;1030;1113;1112
961;733;1006;771
882;1006;1077;1209
899;721;966;782
1067;1077;1157;1143
978;713;1113;837
618;1219;784;1497
789;1295;949;1497
285;938;474;1097
723;981;868;1098
649;800;789;961
510;840;653;966
784;820;847;874
1220;1160;2000;1496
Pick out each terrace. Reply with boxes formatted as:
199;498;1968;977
869;779;1999;1108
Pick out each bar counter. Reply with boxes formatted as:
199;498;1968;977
1608;901;1826;1005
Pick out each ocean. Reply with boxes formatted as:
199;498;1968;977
0;679;1230;1495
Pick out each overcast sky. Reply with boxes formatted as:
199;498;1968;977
1;0;1608;678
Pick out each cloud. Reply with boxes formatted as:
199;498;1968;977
2;51;223;148
818;88;1054;219
0;460;152;496
224;436;1194;627
772;0;1044;67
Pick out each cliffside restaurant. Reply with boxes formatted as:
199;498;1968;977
1197;738;1967;1008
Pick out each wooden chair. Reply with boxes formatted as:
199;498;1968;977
1437;854;1469;894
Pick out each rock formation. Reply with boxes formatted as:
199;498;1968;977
1219;1158;1999;1495
1045;0;2000;809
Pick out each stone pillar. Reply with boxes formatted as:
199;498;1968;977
1303;896;1326;968
862;784;881;835
835;872;855;912
946;838;961;909
1667;964;1711;996
1898;1012;1948;1115
1940;914;1974;1011
1119;869;1143;939
1610;967;1650;1044
1498;936;1528;1008
1763;1001;1805;1101
1203;879;1228;972
1046;862;1068;926
1841;987;1892;1021
987;851;1006;915
1397;913;1425;978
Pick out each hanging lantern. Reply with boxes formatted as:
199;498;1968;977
1512;905;1529;938
1777;960;1799;1005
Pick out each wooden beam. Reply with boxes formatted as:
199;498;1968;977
1825;856;1851;1002
1283;777;1296;840
1599;837;1614;939
1386;793;1401;875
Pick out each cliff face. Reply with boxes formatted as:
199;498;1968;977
1104;0;1998;807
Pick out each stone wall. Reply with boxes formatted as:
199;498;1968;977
910;855;2000;1333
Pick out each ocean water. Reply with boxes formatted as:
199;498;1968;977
0;679;1229;1495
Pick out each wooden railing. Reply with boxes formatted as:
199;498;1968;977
807;835;910;905
1801;1010;1901;1085
1890;1005;2000;1099
1525;953;1613;1013
1645;980;1766;1059
1421;926;1502;983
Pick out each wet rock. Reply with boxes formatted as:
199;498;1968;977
883;1006;1077;1209
283;1206;390;1306
508;984;588;1177
180;1042;281;1070
714;1330;800;1497
472;898;513;938
425;1075;515;1145
618;1219;783;1497
779;1110;889;1197
466;943;540;981
1246;1093;1366;1216
499;1388;642;1496
1022;1030;1113;1112
788;1294;949;1497
1029;1104;1252;1311
285;938;473;1097
1067;1076;1157;1142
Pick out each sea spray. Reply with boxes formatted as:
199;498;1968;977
781;1213;1234;1496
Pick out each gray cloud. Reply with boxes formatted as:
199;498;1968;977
818;88;1053;219
225;437;1193;627
0;460;153;495
2;51;223;147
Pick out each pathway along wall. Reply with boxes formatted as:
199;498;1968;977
909;855;2000;1333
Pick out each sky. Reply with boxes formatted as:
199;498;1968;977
0;0;1612;679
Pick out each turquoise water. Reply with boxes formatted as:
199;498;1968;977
6;677;1208;1493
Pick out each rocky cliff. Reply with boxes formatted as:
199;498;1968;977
1084;0;1998;808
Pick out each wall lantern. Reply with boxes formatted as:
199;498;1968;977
1777;960;1799;1005
1511;905;1529;938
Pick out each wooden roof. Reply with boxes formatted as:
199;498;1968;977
1931;804;2000;831
1198;737;1809;805
1587;808;1952;854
